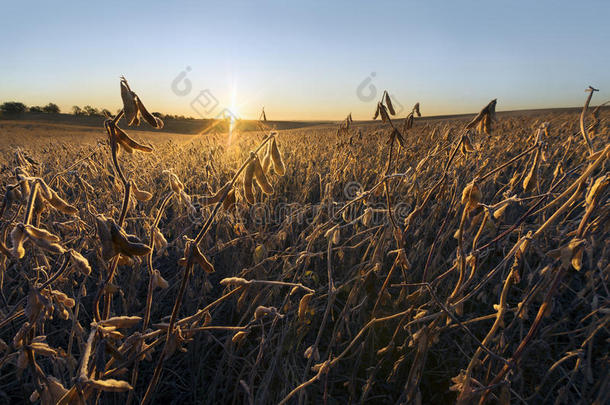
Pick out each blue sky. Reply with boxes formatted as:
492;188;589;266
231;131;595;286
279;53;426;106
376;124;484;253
1;0;608;120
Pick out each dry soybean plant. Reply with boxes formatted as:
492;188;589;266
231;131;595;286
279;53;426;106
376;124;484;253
0;79;608;405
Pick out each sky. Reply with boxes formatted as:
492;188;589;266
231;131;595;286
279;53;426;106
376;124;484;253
1;0;609;121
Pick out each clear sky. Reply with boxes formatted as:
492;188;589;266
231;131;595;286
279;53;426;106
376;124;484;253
1;0;609;120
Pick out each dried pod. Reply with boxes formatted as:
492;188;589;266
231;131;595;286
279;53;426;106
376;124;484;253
220;277;250;287
476;114;490;135
460;135;475;154
97;315;142;329
403;114;414;132
461;182;482;212
253;244;267;264
201;182;231;206
96;215;116;260
10;224;26;259
586;175;608;205
109;220;151;257
51;290;75;308
466;99;497;135
166;170;184;194
40;376;68;404
28;342;58;357
57;307;69;320
23;224;60;243
298;292;314;321
325;225;340;245
252;155;274;194
202;311;212;326
378;103;389;122
134;96;164;129
362;207;373;226
47;189;78;215
522;165;538;193
120;77;139;126
373;103;380;120
12;322;30;348
384;92;396;115
223;188;236;211
413;102;421;117
116;136;134;154
192;244;214;273
254;306;282;321
29;237;66;255
69;250;92;275
304;345;320;360
571;244;584;271
253;306;267;321
232;331;249;344
261;142;272;173
523;147;541;193
152;269;169;289
555;239;586;271
243;160;256;204
152;227;168;249
180;240;214;273
86;378;133;392
132;181;153;201
493;203;509;220
114;126;153;153
119;77;163;129
270;138;286;175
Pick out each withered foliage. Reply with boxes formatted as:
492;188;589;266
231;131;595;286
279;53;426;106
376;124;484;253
0;83;608;405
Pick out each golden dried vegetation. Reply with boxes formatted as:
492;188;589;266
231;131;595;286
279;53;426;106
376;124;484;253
0;80;608;405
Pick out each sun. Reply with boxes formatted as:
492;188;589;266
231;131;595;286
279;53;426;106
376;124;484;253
226;82;242;145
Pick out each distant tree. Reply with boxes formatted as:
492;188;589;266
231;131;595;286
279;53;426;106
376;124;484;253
72;106;84;115
0;101;27;114
42;103;60;114
83;105;99;116
29;106;44;113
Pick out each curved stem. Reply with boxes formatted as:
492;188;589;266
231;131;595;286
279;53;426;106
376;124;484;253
579;87;597;155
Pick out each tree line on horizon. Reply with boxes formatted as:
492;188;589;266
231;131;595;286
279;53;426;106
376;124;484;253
0;101;197;121
0;101;60;114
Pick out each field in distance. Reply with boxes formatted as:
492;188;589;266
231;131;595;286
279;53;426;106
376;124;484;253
0;106;600;148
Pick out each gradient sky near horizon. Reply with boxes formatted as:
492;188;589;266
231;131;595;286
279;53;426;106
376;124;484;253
1;0;609;120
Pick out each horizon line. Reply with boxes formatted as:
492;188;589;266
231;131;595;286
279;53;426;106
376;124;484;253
1;104;601;124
